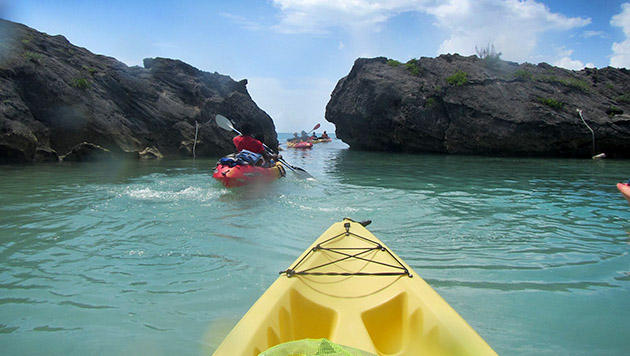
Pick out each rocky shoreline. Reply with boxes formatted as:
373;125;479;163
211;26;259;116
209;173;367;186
326;56;630;158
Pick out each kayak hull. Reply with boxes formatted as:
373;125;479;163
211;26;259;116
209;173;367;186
617;183;630;205
312;137;332;143
287;141;313;149
212;162;284;188
213;219;497;356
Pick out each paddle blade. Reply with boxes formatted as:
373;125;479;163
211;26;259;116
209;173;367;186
278;159;314;180
293;166;315;180
215;114;235;132
310;123;321;132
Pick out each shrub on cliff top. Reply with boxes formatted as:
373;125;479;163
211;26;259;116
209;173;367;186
476;44;502;68
388;58;422;76
387;58;421;75
405;59;421;76
387;59;402;67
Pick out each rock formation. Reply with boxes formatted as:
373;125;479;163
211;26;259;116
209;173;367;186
326;55;630;158
0;19;278;163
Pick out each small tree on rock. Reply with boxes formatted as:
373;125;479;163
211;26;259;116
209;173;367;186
476;44;502;68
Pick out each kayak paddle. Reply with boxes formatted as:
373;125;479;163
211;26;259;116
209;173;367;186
215;114;314;180
306;123;320;133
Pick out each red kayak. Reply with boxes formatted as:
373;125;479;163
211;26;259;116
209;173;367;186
213;162;285;188
617;183;630;205
287;141;313;149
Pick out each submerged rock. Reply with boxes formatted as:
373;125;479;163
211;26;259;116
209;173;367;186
61;142;114;162
326;55;630;158
0;19;278;163
139;146;163;160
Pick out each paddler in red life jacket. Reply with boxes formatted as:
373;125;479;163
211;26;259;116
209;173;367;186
233;123;278;166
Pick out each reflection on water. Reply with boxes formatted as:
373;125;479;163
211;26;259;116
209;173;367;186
1;138;629;356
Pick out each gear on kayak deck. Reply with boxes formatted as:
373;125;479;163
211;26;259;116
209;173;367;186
280;222;412;278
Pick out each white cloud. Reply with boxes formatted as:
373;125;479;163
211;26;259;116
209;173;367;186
552;47;594;70
610;3;630;68
582;30;605;39
554;57;594;70
557;48;574;57
427;0;591;62
270;0;590;64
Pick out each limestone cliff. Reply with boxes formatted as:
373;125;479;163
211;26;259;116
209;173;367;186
326;55;630;158
0;19;278;163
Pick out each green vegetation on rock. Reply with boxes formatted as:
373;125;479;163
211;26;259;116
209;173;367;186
615;94;630;103
387;58;421;76
607;105;623;117
447;71;468;86
22;51;42;63
405;58;421;76
387;59;402;67
513;69;533;81
82;66;97;75
537;75;590;92
538;97;563;110
72;78;91;90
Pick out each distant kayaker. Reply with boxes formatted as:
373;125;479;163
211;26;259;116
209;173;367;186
300;130;309;141
288;132;300;142
321;131;329;139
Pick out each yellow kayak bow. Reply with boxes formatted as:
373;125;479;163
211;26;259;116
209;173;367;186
213;219;497;356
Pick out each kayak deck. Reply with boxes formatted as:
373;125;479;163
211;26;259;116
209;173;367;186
212;219;497;356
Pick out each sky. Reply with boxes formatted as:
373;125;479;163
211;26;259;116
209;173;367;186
2;0;630;133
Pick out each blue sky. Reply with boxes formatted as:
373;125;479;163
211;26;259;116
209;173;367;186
2;0;630;133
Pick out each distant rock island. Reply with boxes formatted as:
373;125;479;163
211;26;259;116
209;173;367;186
326;56;630;158
0;19;278;163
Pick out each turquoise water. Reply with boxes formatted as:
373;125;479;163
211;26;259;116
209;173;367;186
1;135;629;355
